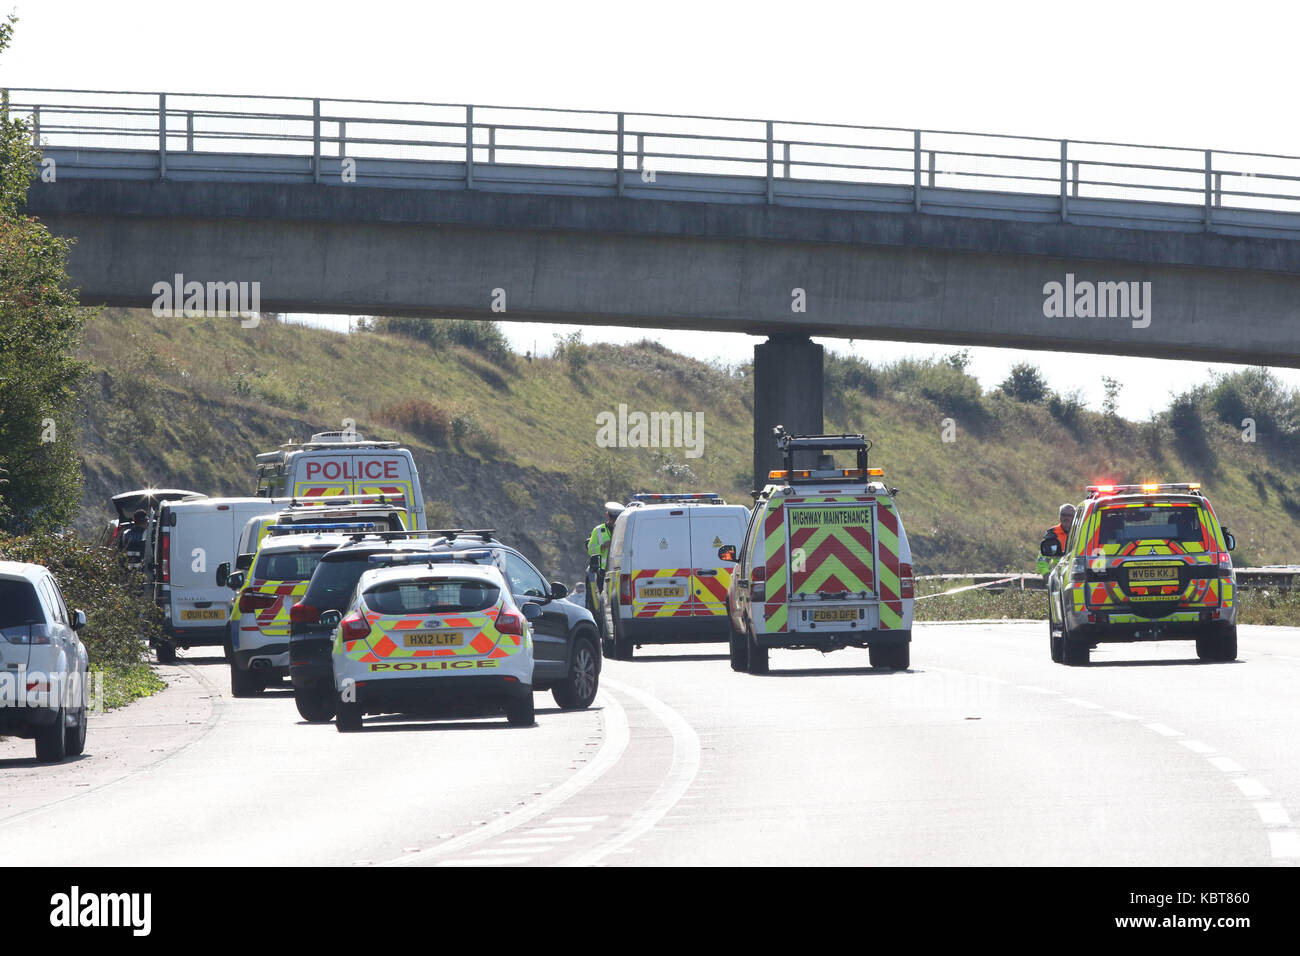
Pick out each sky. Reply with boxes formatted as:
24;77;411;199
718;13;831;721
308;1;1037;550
6;0;1299;418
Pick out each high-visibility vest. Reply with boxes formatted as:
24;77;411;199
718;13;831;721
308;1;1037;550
588;523;612;570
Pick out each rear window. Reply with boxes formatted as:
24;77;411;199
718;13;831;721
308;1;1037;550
303;554;378;611
0;579;45;627
255;549;329;582
1096;503;1209;549
363;578;500;615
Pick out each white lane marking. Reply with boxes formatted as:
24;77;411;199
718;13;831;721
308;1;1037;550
1016;684;1058;694
1144;723;1182;737
381;689;629;867
499;836;572;846
1208;756;1246;774
525;825;593;835
1254;802;1292;826
471;848;539;856
1234;778;1271;799
1105;710;1141;720
1268;832;1300;858
1065;698;1101;709
1178;739;1216;755
561;677;701;867
548;815;607;825
436;857;531;867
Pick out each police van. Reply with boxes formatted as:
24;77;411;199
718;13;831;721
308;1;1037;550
152;497;295;662
600;493;750;660
255;431;427;531
721;429;915;674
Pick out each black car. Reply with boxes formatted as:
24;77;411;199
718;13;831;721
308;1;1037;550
288;531;602;722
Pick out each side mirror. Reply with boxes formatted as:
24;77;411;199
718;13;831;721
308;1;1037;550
215;562;230;588
235;553;253;571
319;610;343;628
1223;529;1236;552
549;581;569;600
72;609;86;631
1039;538;1062;558
225;571;246;591
521;602;543;621
717;544;738;563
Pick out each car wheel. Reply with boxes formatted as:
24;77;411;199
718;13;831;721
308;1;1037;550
336;699;363;733
155;642;177;664
295;681;337;722
35;706;68;763
505;695;535;727
65;698;88;756
553;635;600;710
869;643;909;670
611;614;634;661
230;659;262;698
746;621;769;675
729;617;749;672
1061;623;1090;666
1196;626;1237;662
1049;622;1063;663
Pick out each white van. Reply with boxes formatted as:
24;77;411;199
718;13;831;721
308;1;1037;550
599;493;750;660
255;431;427;530
154;497;295;662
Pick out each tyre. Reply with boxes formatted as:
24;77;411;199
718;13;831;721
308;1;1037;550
611;614;634;661
1196;626;1237;662
295;682;337;722
230;660;263;698
505;694;535;727
155;642;177;664
553;636;600;710
1061;625;1090;666
869;643;909;670
34;706;67;763
729;618;749;672
1049;624;1063;663
65;699;87;756
335;700;363;733
746;623;769;675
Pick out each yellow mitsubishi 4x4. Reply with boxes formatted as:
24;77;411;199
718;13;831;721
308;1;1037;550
1042;482;1238;666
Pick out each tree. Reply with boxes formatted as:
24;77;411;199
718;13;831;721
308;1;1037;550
997;362;1049;403
0;14;89;531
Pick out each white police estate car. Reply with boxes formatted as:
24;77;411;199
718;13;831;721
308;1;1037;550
323;552;540;731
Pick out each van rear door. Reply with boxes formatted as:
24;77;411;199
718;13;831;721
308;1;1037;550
628;510;694;618
169;505;237;633
786;499;878;599
688;507;747;618
292;451;423;529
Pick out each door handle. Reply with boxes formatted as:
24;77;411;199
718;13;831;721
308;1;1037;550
694;569;718;576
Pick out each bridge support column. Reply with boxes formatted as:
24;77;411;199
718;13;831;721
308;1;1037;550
753;334;824;488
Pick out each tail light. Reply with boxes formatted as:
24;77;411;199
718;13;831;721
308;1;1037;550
750;565;765;601
289;603;320;624
160;531;171;583
239;590;279;614
495;607;527;636
618;575;632;606
340;611;371;642
899;562;914;599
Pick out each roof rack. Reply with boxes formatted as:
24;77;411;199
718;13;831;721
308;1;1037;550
367;550;493;566
283;493;398;508
772;426;873;480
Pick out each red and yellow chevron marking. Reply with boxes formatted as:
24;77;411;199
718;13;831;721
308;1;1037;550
247;579;308;637
341;605;526;663
632;568;696;619
761;500;788;633
875;504;904;630
691;568;732;617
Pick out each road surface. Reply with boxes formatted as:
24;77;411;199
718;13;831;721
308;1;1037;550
2;622;1297;866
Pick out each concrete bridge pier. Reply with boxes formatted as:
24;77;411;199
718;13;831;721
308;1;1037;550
752;334;824;489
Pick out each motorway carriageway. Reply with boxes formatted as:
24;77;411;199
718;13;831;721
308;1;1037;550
1;623;1297;867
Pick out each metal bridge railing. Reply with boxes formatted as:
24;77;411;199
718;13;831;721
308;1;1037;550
7;87;1300;235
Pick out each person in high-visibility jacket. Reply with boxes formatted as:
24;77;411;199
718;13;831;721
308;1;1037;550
586;501;625;614
1036;503;1076;576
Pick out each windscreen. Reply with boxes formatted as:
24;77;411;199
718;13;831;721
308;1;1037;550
254;549;329;582
0;580;43;627
364;578;500;615
1096;503;1208;550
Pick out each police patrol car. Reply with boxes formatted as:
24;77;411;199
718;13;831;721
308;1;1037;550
222;525;376;696
321;552;540;731
722;429;915;674
1042;482;1238;665
599;493;751;660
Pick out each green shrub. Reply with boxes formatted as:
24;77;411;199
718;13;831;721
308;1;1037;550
998;363;1049;404
378;398;451;445
376;317;512;362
